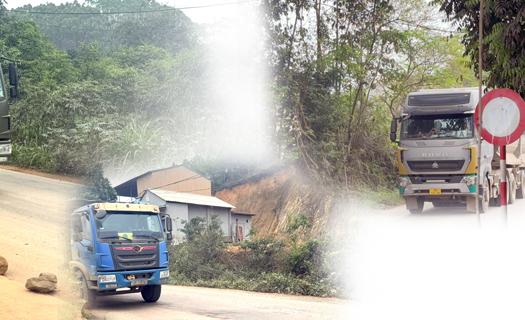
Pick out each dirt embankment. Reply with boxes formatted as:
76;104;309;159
215;167;364;239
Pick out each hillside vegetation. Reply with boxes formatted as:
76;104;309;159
1;0;476;193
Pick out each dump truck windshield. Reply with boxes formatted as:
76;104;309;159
96;212;163;242
401;114;473;140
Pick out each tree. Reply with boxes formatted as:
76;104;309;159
262;0;465;187
436;0;525;94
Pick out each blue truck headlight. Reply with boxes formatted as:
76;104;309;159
160;270;169;278
461;176;477;187
98;274;117;283
0;144;12;154
399;176;411;189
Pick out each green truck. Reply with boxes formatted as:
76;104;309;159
0;55;19;163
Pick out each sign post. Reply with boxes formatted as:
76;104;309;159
475;89;525;229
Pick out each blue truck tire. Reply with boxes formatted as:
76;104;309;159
141;284;161;302
78;271;96;308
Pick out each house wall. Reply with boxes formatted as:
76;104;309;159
188;204;207;220
137;166;211;197
231;214;253;240
212;207;231;237
167;202;189;242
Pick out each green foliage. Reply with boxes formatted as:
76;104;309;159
170;213;225;281
239;237;286;273
289;240;321;276
11;0;195;53
11;141;56;172
169;235;347;297
437;0;525;94
179;217;206;242
287;214;311;233
79;164;117;201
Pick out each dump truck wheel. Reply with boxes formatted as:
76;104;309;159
517;171;525;199
77;271;96;308
480;179;490;213
409;197;424;214
508;172;516;204
141;285;161;302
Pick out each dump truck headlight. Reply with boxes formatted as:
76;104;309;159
98;274;116;283
0;144;11;154
399;176;411;189
160;270;169;278
461;176;477;187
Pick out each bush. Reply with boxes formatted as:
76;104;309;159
239;237;286;274
12;141;56;172
168;222;347;297
78;164;117;201
169;213;226;281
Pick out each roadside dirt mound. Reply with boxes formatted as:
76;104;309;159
215;167;364;239
0;276;80;320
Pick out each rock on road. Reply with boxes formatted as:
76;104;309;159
0;167;82;319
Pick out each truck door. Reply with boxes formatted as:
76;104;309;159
72;213;98;276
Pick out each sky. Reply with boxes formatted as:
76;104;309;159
4;0;251;24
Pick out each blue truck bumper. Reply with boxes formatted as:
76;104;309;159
96;268;169;291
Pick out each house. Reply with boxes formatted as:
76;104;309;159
114;166;255;243
114;166;211;198
142;189;241;243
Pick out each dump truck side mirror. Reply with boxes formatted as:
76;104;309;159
390;118;398;143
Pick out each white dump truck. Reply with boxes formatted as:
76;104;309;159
390;87;525;213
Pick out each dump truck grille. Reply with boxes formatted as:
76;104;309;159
407;160;465;172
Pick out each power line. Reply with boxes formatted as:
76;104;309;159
9;0;258;15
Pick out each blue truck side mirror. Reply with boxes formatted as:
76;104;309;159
165;217;172;232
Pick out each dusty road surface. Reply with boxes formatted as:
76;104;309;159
354;197;525;320
0;167;82;320
90;285;355;320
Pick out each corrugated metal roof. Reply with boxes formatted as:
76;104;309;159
148;189;235;209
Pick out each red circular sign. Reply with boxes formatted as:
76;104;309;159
475;89;525;146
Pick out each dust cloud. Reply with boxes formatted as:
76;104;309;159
353;213;525;320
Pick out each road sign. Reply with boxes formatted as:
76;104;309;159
475;88;525;146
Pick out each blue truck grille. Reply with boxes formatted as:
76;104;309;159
111;245;160;271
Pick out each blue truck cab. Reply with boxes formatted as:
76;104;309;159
70;202;172;305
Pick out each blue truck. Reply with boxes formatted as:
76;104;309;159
70;202;173;306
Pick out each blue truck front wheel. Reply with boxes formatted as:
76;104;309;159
78;271;96;308
141;285;161;302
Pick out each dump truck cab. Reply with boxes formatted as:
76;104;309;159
392;88;494;213
0;56;19;163
70;202;172;305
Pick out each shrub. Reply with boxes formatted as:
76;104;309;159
239;237;286;274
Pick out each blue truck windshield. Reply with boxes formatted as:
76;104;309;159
401;114;474;140
95;212;163;242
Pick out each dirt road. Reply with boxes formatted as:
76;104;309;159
0;167;82;320
90;285;354;320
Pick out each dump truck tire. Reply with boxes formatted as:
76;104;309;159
141;285;161;302
508;172;516;205
480;179;490;213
